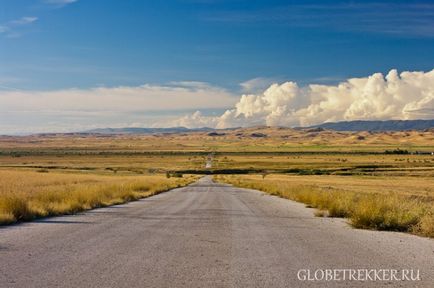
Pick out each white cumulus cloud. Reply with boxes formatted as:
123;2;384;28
169;69;434;128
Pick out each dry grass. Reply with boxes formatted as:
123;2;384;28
1;128;433;233
216;174;434;237
0;154;207;172
213;154;434;176
0;170;196;225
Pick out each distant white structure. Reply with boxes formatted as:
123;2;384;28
205;154;213;168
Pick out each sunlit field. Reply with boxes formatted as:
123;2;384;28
216;174;434;237
1;128;433;238
0;154;207;173
1;126;433;153
0;170;196;225
212;154;434;176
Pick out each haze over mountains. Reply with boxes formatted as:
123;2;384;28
84;119;434;135
313;119;434;131
5;122;433;149
85;127;213;135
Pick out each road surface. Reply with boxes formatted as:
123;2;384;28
1;176;433;287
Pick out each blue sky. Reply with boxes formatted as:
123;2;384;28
0;0;434;133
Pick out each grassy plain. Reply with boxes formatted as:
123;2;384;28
216;174;434;237
212;154;434;176
0;170;196;225
0;126;433;236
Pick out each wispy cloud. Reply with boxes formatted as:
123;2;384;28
240;77;278;93
0;0;77;38
10;17;38;25
44;0;78;8
0;76;23;91
44;0;78;4
203;2;434;37
0;16;38;38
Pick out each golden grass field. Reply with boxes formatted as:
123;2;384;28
213;154;434;176
216;174;434;237
0;170;196;225
0;126;433;237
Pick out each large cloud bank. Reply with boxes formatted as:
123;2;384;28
1;69;433;134
170;69;434;128
0;81;236;134
0;81;235;112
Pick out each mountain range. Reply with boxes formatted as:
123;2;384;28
85;127;213;134
84;120;434;134
312;119;434;131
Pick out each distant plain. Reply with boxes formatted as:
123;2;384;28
0;126;433;236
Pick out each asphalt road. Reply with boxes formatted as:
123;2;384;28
1;176;433;288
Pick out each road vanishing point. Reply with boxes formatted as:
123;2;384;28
1;176;433;287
